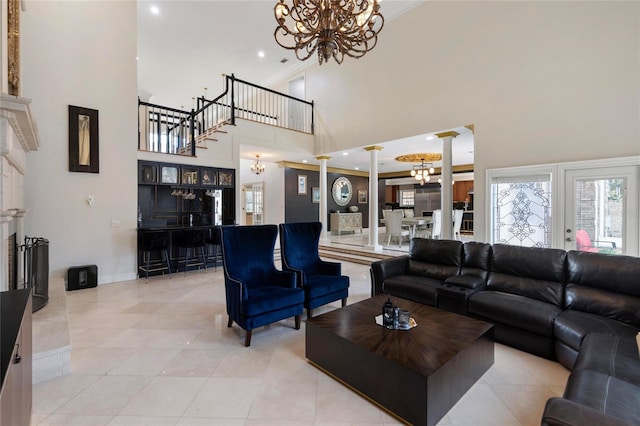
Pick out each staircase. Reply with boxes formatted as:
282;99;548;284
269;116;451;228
195;119;229;145
138;74;314;157
318;244;396;266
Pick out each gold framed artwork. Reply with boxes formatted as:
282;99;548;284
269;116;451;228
69;105;99;173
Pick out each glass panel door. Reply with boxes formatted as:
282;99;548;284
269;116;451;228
564;166;638;256
252;183;264;225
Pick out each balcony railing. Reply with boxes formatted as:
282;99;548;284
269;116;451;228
139;74;314;156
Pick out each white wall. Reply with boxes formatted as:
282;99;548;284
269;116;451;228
285;1;639;242
21;1;138;283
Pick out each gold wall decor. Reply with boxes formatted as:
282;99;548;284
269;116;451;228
8;0;20;96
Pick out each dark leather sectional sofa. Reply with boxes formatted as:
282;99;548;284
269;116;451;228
370;238;640;426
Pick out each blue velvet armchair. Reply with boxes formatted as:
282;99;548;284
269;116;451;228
279;222;349;318
220;225;304;346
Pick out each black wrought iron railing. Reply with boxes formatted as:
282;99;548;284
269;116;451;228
138;74;314;156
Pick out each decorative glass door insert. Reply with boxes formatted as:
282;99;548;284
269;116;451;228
490;174;552;248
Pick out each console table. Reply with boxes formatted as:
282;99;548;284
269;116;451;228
330;212;362;236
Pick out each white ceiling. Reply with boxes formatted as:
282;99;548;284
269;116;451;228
137;0;475;175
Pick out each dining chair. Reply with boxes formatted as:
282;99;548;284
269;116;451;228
386;210;410;247
453;209;464;240
431;209;442;239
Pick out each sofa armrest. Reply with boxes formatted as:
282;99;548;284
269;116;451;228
541;397;635;426
370;256;409;296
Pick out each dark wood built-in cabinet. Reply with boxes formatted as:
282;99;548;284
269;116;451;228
137;160;236;277
137;160;235;227
1;289;32;426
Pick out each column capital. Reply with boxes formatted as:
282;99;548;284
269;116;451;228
435;131;460;139
364;146;383;152
464;124;475;134
315;155;331;160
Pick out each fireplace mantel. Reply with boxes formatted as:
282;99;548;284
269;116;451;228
1;93;40;156
1;93;40;291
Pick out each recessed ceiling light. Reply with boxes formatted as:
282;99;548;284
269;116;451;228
150;5;160;14
426;135;435;141
342;152;349;156
136;56;139;61
258;51;265;58
302;159;308;163
354;167;359;170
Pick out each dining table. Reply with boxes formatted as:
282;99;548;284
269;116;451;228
380;216;432;238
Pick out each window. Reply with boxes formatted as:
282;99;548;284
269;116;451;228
490;173;552;248
399;190;415;207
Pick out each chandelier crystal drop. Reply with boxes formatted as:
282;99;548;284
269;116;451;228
274;0;384;65
251;155;266;175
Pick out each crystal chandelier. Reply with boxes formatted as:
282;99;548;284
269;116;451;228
410;161;436;186
274;0;384;65
250;155;266;175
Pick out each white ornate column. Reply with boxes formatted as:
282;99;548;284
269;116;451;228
316;155;330;242
365;146;383;251
435;131;459;239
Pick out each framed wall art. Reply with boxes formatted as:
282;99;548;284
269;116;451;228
297;175;307;195
161;166;178;184
69;105;99;173
358;189;368;204
312;187;320;203
219;170;234;187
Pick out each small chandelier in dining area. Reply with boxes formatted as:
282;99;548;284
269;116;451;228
411;161;435;185
274;0;384;65
250;155;266;175
394;153;443;186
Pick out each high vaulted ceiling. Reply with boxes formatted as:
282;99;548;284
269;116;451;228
137;0;475;175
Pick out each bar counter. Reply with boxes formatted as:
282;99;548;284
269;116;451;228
137;225;223;277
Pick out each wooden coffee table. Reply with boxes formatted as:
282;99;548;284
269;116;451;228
306;295;494;425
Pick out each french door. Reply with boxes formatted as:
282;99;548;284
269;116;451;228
563;166;638;256
242;182;264;226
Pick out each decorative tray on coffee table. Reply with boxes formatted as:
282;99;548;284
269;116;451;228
374;315;417;330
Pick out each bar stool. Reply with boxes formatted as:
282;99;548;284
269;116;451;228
138;231;172;279
175;229;208;275
206;227;222;271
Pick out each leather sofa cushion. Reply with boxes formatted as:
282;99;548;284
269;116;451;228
565;283;640;327
567;251;640;297
574;333;640;386
487;244;566;306
563;369;640;425
468;291;561;336
461;242;491;279
554;310;639;351
542;397;636;426
382;275;440;306
445;275;485;289
407;239;462;280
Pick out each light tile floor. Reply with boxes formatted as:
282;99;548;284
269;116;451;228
32;261;569;426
